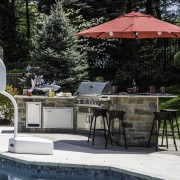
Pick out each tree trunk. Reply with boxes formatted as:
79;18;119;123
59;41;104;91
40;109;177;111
26;0;30;39
126;0;132;13
145;0;153;14
154;0;161;19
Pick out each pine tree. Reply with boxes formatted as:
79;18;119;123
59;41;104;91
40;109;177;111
31;1;88;92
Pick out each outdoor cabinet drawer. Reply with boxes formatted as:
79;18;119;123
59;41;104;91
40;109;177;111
77;114;91;130
77;113;104;130
43;107;73;128
26;102;41;128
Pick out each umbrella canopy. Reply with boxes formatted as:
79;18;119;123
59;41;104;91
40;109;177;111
75;11;180;39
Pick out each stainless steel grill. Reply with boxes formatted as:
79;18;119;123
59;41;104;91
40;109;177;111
75;82;112;109
75;82;112;96
75;82;112;131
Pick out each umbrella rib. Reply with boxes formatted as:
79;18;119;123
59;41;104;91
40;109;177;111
171;32;178;38
123;24;133;32
97;32;104;38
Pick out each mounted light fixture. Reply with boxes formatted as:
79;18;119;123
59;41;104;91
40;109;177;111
109;32;114;36
157;31;162;35
134;32;138;38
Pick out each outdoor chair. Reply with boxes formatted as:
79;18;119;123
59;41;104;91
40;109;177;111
105;110;128;150
87;108;108;148
160;109;180;141
147;111;177;151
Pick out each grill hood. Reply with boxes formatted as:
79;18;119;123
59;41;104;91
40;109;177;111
75;82;112;95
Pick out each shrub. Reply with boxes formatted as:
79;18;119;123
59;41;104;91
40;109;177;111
174;51;180;68
0;86;18;124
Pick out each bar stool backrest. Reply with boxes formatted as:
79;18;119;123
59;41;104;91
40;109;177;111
90;108;108;117
108;111;126;120
160;109;177;116
153;112;172;121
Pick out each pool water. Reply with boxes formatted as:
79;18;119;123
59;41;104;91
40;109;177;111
0;172;116;180
0;157;148;180
0;163;118;180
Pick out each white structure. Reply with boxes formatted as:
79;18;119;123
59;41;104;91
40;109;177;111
26;102;42;128
0;47;6;91
0;46;53;155
8;136;53;154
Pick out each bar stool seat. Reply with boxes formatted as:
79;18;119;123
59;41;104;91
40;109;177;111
105;110;128;150
160;109;180;140
87;108;108;148
147;111;177;151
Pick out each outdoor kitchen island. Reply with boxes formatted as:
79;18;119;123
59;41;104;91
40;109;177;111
108;93;177;147
15;93;177;147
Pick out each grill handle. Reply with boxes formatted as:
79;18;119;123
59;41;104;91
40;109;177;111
86;115;92;123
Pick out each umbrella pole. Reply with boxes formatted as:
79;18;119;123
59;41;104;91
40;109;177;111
133;38;136;80
163;38;167;71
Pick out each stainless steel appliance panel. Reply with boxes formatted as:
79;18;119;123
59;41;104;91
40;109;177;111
77;113;104;130
26;102;41;128
43;107;73;128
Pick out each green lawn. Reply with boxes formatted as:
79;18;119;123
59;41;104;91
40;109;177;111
159;85;180;113
159;85;180;139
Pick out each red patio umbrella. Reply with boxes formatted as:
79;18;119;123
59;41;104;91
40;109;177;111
75;11;180;81
75;11;180;38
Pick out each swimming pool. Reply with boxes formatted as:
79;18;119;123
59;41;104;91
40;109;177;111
0;163;118;180
0;156;151;180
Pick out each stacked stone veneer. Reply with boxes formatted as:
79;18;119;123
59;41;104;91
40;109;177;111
15;95;77;133
15;95;157;147
109;96;157;147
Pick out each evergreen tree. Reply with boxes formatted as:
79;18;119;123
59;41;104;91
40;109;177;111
31;1;88;92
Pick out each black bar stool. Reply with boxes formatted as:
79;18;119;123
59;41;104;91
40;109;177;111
87;108;108;148
160;109;180;141
147;111;177;151
105;110;128;150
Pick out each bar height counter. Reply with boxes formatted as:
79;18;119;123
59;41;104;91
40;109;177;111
108;94;177;147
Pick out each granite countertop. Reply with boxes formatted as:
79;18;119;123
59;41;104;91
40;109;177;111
15;93;178;99
15;95;76;99
108;93;178;98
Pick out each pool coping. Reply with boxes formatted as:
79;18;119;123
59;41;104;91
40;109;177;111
0;153;163;180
